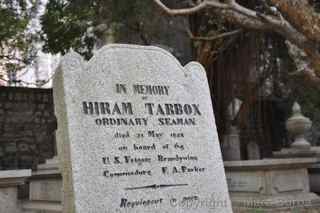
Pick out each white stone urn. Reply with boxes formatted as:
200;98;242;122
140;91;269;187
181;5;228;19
286;102;312;150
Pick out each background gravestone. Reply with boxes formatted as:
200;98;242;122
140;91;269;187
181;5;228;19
54;44;232;213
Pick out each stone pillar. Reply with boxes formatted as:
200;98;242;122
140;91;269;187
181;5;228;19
222;126;241;161
247;141;260;160
273;102;315;158
272;102;320;195
0;169;31;213
222;98;243;161
286;102;312;150
0;146;3;170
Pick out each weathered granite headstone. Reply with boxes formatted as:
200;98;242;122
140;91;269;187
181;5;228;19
53;44;232;213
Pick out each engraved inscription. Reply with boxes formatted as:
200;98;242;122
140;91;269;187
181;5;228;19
82;83;207;209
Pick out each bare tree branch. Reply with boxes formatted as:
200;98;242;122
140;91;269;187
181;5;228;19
286;41;320;89
153;0;228;16
187;28;243;41
270;0;320;43
154;0;320;86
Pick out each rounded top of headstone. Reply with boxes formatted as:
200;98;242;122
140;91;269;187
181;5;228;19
97;44;179;61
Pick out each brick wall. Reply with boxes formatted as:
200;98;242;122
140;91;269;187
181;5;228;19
0;87;56;170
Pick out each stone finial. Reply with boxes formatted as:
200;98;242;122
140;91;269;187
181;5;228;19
292;102;301;115
286;102;312;150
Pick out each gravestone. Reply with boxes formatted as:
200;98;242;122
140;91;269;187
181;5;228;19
247;141;260;160
222;126;241;161
53;44;232;213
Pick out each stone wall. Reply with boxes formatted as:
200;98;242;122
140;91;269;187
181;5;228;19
0;87;56;170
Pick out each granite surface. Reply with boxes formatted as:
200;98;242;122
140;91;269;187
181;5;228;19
53;44;232;213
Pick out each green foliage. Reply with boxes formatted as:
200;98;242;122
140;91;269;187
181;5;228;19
0;0;39;73
41;0;97;59
41;0;160;59
111;1;154;36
